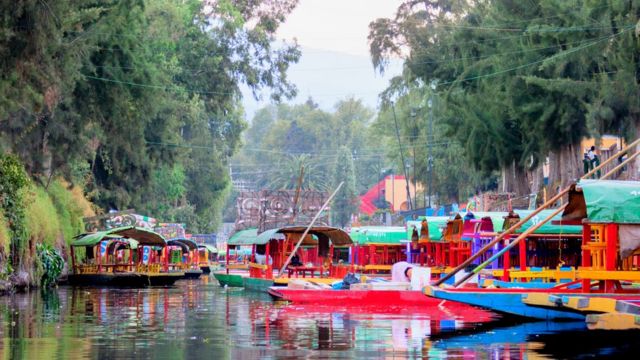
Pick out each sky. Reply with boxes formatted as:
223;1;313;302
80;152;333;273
242;0;404;119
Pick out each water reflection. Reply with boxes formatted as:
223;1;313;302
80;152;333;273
0;279;637;359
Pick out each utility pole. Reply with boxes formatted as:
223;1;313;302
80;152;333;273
391;102;414;211
427;80;438;209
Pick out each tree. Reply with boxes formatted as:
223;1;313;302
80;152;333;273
331;146;358;228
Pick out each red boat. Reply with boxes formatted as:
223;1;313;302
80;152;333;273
268;287;433;306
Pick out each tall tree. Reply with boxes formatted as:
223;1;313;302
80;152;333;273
331;146;358;228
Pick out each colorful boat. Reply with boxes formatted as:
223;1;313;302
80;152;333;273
213;228;254;287
69;226;184;286
167;238;203;279
424;179;640;320
197;244;218;274
269;286;440;307
243;226;354;292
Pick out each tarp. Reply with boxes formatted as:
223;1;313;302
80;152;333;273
580;180;640;224
72;226;166;247
227;228;258;246
349;226;407;245
513;209;582;235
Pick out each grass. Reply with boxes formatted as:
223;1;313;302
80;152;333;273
0;214;8;255
46;179;94;244
24;185;61;247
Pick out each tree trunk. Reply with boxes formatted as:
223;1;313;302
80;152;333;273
547;143;582;197
499;161;530;196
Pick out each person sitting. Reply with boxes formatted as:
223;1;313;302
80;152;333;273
391;261;413;282
290;253;303;267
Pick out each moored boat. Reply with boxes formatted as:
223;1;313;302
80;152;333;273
167;238;203;279
197;244;218;274
69;226;184;286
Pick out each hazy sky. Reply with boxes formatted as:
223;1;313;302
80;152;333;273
243;0;404;118
277;0;403;57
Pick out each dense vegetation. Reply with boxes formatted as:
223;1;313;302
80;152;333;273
369;0;640;197
0;0;299;288
0;0;300;233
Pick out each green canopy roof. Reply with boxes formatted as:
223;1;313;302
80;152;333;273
227;228;258;246
406;216;450;241
350;226;407;245
579;180;640;224
254;226;353;247
198;244;218;253
513;209;582;235
72;226;166;247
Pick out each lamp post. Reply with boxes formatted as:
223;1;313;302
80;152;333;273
427;80;438;209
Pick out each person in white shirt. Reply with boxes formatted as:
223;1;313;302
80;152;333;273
391;261;413;282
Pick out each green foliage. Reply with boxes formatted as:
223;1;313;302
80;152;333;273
369;0;640;193
36;243;64;288
0;153;30;267
0;0;301;234
25;186;61;248
0;213;9;256
331;146;359;228
46;180;86;244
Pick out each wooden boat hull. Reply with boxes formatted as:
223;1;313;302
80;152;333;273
213;272;245;287
184;269;203;279
269;287;440;307
423;286;639;320
68;272;183;287
243;277;274;292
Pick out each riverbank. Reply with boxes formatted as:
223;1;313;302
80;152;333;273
1;155;94;293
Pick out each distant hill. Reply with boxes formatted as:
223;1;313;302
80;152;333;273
242;46;403;120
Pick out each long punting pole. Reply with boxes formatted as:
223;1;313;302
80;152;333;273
601;149;640;179
583;137;640;179
435;138;638;287
276;182;344;278
433;188;569;286
453;204;568;287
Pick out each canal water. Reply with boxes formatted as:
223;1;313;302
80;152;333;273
1;277;638;359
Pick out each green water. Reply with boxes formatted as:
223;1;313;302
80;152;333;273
0;277;637;359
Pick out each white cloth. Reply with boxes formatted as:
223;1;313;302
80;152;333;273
587;150;596;160
391;261;413;282
255;253;272;265
410;267;431;290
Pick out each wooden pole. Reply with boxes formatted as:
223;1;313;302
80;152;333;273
453;204;567;287
601;149;640;179
434;187;569;286
276;182;344;278
583;138;640;179
435;137;639;287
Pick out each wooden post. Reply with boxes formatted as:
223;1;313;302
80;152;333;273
582;223;591;292
70;246;76;274
265;241;271;279
226;246;230;275
605;224;618;292
97;242;102;273
502;235;510;282
519;236;527;272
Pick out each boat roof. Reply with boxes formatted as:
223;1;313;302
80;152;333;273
167;238;199;250
350;226;407;245
227;228;258;246
562;180;640;224
198;244;218;253
72;226;166;247
255;226;353;246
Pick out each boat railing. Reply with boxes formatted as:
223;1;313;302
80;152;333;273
74;264;137;274
136;264;162;273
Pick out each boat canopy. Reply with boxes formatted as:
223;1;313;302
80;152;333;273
562;180;640;224
198;244;218;253
167;238;199;251
227;228;258;246
513;209;582;235
72;226;166;247
254;226;353;247
406;216;453;241
350;226;407;245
